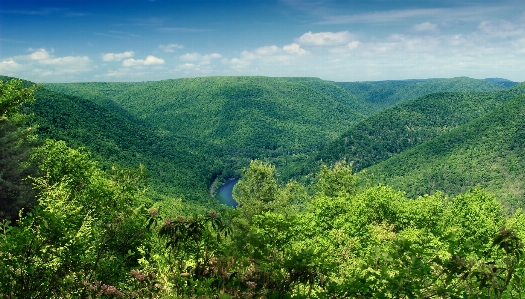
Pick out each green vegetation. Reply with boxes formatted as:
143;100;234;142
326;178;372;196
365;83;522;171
46;77;372;177
1;75;525;297
315;87;523;172
0;79;39;221
29;86;221;209
336;77;509;110
368;90;525;211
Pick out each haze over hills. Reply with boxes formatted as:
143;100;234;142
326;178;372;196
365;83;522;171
335;77;509;110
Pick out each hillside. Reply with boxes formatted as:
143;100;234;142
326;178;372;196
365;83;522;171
367;88;525;211
29;87;223;209
335;77;510;111
313;86;525;174
46;76;373;173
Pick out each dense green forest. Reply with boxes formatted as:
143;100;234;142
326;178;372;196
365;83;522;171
47;77;370;155
316;90;518;170
30;86;222;210
367;90;525;211
1;75;525;297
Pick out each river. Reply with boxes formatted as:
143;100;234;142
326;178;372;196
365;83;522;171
216;179;238;207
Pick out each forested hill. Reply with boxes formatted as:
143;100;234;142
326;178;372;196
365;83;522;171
367;85;525;211
7;75;523;211
335;77;511;111
29;86;222;208
46;76;374;172
314;85;524;173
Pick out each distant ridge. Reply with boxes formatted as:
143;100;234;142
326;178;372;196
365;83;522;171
334;77;510;110
484;78;518;87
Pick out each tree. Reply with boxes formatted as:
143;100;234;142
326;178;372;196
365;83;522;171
233;160;279;222
0;79;39;222
0;140;153;298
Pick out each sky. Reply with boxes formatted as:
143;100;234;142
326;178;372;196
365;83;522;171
0;0;524;83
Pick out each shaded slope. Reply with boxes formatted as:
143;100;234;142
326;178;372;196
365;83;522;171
368;89;525;211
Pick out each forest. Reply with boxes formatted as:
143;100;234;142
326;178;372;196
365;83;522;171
1;75;525;298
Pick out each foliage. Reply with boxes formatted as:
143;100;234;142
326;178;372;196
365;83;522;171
30;86;221;209
316;89;521;173
0;79;39;221
1;141;524;298
0;140;153;298
369;93;525;211
1;75;525;298
45;76;373;184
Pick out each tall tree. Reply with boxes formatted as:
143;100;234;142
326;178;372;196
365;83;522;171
0;79;38;221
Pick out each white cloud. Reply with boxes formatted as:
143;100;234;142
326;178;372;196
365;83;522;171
37;56;91;73
0;48;92;81
29;48;52;60
297;31;353;46
347;41;360;49
122;55;164;67
412;22;438;32
0;59;25;74
317;5;509;25
25;48;91;73
283;43;307;55
255;45;280;55
159;43;183;53
101;51;134;61
180;53;202;61
179;52;222;65
245;44;307;58
223;43;308;74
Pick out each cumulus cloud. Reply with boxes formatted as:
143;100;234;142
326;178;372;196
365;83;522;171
102;51;134;61
347;41;360;49
37;56;91;72
26;48;91;73
179;53;201;61
244;44;307;58
297;31;354;46
122;55;164;67
0;59;25;74
0;48;92;81
159;43;183;53
283;43;307;55
29;48;52;60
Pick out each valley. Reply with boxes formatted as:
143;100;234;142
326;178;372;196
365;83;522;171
38;76;519;207
2;75;525;298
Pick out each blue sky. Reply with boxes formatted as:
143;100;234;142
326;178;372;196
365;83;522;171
1;0;524;82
